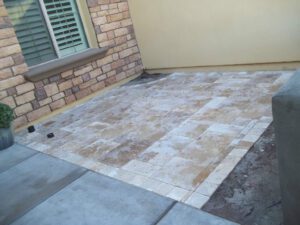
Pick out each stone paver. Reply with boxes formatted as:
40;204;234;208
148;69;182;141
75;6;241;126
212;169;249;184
16;71;293;206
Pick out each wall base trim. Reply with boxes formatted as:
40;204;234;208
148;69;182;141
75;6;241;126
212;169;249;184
145;61;300;74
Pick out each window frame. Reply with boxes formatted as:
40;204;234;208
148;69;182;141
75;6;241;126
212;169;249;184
37;0;98;61
5;0;99;67
5;0;106;82
38;0;61;57
75;0;98;50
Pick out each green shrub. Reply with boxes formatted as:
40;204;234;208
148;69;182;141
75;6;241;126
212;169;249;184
0;103;14;128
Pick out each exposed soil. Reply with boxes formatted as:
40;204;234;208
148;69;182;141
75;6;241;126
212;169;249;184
123;72;169;86
203;124;283;225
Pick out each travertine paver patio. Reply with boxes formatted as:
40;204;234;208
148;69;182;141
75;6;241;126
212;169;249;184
16;71;293;208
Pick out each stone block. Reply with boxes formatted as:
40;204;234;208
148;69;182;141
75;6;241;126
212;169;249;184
0;56;13;70
75;88;91;100
0;44;21;58
16;82;34;95
72;77;83;86
58;80;73;92
74;65;93;77
90;81;105;92
100;22;121;32
44;83;59;97
93;16;107;25
12;63;28;75
114;27;128;37
15;91;35;105
1;96;16;108
0;90;7;99
50;98;65;110
52;92;65;101
15;103;32;116
0;75;25;91
118;2;128;12
27;105;50;121
13;116;28;128
0;37;18;48
34;88;47;101
0;67;13;79
65;94;76;104
61;70;73;78
0;28;15;39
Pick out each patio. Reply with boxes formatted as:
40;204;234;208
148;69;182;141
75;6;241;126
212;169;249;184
16;71;293;208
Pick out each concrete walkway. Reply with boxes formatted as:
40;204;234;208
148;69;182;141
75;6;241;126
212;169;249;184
0;144;237;225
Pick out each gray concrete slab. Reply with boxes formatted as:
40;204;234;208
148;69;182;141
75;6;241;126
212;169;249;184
0;144;37;173
12;171;175;225
157;203;239;225
0;152;86;225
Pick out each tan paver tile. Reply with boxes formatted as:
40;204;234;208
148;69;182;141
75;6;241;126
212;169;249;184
184;192;210;209
167;187;190;202
150;157;208;190
16;70;293;206
122;159;161;177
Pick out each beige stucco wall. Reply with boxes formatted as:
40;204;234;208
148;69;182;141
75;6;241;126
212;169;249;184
128;0;300;70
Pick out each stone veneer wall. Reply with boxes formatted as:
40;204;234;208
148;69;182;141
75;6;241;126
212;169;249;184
0;0;143;128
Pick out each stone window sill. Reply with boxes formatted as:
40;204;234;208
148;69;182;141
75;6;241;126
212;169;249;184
25;47;109;82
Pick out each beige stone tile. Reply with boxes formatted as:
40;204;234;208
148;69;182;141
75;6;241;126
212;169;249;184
167;120;209;139
167;187;190;201
100;140;153;167
81;159;106;171
122;160;160;177
184;192;209;209
15;70;289;202
203;97;228;109
109;169;137;183
126;174;167;193
58;152;86;165
207;123;243;136
227;148;248;159
195;181;219;197
151;182;175;196
229;138;241;147
150;157;207;190
204;153;243;185
93;164;119;176
178;141;224;167
27;142;50;152
77;139;120;161
236;140;255;149
240;120;258;135
259;116;273;123
242;133;261;143
141;135;194;166
127;174;152;187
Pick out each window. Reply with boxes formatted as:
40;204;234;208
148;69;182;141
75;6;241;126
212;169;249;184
5;0;89;66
